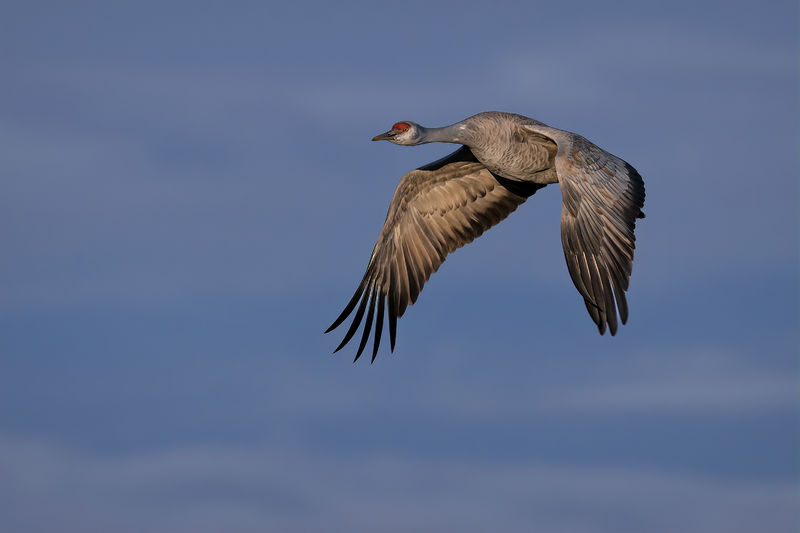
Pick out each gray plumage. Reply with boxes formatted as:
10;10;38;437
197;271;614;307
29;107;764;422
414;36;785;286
326;112;645;362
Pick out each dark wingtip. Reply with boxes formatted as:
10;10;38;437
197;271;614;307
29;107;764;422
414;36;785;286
389;313;397;353
388;292;398;353
354;290;376;363
333;288;371;355
326;280;368;335
333;329;354;353
371;293;385;363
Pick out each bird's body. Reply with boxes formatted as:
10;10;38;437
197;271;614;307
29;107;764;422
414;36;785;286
459;112;559;183
327;112;645;361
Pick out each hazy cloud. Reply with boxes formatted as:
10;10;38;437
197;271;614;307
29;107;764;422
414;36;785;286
1;435;797;533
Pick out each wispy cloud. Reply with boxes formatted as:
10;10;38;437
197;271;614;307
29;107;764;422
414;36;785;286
201;340;798;421
1;435;797;533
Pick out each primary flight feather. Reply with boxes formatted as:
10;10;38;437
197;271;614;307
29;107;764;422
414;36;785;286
326;112;645;362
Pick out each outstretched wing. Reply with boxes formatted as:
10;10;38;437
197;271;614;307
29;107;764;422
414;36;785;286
525;125;645;335
326;147;542;362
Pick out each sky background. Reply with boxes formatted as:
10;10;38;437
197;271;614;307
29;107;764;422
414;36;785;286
1;1;798;532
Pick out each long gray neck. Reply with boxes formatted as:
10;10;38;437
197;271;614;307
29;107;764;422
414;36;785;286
418;123;468;144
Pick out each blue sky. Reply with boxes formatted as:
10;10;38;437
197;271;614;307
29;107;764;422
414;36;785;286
1;1;798;532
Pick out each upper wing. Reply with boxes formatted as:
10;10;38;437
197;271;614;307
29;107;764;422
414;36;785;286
525;124;646;335
326;147;542;362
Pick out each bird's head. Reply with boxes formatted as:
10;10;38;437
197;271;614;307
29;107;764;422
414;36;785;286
372;121;424;145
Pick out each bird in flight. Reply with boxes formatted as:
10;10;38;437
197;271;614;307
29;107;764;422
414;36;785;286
326;112;645;362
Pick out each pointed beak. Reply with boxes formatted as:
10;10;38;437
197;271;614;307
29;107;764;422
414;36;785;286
372;130;395;142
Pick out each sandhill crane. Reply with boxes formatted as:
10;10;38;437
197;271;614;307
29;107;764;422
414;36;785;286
326;111;645;362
